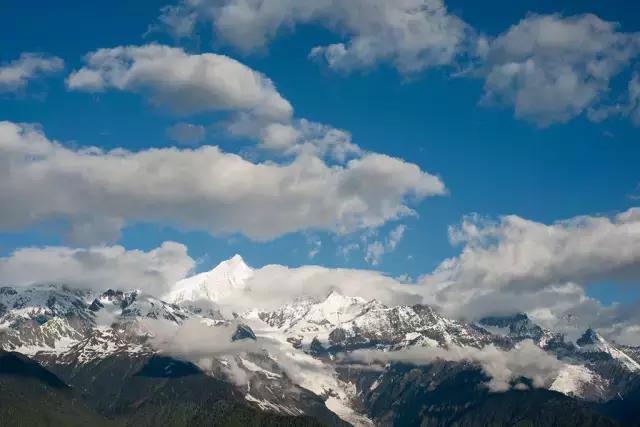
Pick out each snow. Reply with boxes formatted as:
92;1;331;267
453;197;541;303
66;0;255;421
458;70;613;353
578;330;640;372
163;254;253;304
245;394;303;416
240;358;282;379
325;396;375;427
550;364;605;398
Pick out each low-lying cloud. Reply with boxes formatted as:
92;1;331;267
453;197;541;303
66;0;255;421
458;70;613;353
346;339;565;392
0;241;194;294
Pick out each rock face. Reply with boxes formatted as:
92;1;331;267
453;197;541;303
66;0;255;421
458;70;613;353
1;255;640;426
232;324;257;341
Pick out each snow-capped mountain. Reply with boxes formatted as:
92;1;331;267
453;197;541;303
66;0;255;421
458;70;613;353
252;290;502;354
2;255;640;426
163;254;253;305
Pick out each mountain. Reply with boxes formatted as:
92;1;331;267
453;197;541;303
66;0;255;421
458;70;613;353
1;255;640;426
164;254;253;306
0;350;113;427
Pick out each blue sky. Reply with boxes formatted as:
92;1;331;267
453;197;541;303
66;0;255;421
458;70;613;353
1;0;640;313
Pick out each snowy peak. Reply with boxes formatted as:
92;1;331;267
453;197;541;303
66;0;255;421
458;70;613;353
163;254;254;305
478;313;555;347
576;328;640;372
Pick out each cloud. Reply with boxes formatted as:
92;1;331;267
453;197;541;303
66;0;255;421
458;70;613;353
306;234;322;259
221;263;420;312
152;5;640;126
166;122;206;145
0;53;64;93
228;116;361;161
418;208;640;343
147;4;197;39
0;120;444;243
0;241;194;294
479;13;640;126
67;44;369;161
364;224;406;265
67;44;292;120
590;71;640;126
156;0;478;74
346;339;564;392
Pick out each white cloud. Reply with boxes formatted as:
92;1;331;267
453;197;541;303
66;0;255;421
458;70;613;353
166;122;206;145
418;208;640;343
0;53;64;93
480;14;640;126
67;44;366;161
364;241;385;266
67;44;292;120
147;4;197;39
228;116;361;161
223;263;420;312
364;224;407;265
0;120;444;243
306;234;322;259
157;0;477;74
591;71;640;126
347;339;564;392
0;242;194;294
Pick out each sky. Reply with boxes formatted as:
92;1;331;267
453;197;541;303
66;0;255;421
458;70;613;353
1;0;640;342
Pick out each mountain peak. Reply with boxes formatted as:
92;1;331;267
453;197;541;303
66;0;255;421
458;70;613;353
577;328;604;347
225;254;247;266
162;254;253;305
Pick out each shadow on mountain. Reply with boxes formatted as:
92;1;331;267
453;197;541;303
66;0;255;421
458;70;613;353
0;351;113;426
349;360;620;427
0;351;329;427
0;351;68;388
134;355;202;378
44;352;334;427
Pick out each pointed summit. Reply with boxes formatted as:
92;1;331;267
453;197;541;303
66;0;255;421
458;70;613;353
577;328;603;347
163;254;254;305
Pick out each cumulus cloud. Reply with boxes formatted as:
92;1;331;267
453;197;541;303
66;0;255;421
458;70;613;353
67;44;292;120
152;4;640;126
228;116;361;161
0;241;194;294
67;44;369;160
418;208;640;343
166;122;206;145
479;13;640;126
0;120;444;243
0;53;64;93
347;339;564;392
156;0;478;74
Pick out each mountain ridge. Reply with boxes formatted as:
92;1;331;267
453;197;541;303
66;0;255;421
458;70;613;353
1;254;639;426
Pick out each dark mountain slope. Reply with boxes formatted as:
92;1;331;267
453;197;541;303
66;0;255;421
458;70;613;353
354;361;619;427
0;351;113;427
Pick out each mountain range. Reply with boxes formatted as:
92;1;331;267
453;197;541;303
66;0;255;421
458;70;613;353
1;255;639;426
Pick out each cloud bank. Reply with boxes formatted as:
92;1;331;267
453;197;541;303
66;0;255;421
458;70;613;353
0;242;193;294
347;339;564;392
0;120;444;243
420;208;640;343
